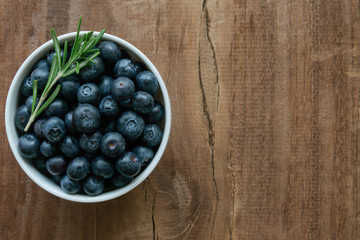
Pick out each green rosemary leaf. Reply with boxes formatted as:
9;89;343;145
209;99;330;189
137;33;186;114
31;80;38;114
43;56;59;94
62;40;68;67
84;49;98;55
63;51;100;76
76;61;80;74
70;16;82;59
50;29;62;68
35;84;61;118
90;29;105;49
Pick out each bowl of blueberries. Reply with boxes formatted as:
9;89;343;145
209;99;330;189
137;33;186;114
5;30;171;203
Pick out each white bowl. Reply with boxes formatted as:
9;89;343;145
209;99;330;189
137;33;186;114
5;32;171;203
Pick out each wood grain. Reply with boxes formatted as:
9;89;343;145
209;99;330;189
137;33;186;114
0;0;359;239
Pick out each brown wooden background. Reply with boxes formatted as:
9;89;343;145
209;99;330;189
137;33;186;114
0;0;359;239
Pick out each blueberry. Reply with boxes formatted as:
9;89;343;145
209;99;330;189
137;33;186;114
18;133;40;158
97;41;122;65
133;146;154;168
111;77;135;102
73;104;101;133
45;98;69;118
43;117;66;143
46;155;67;176
142;124;163;147
98;75;114;97
30;68;49;91
34;59;50;71
66;156;90;181
91;156;114;179
99;95;120;118
59;76;80;102
111;173;133;188
116;111;145;141
82;175;105;196
20;77;34;97
15;105;30;131
34;118;47;139
135;71;159;95
59;135;81;158
115;152;141;177
99;119;116;133
79;131;102;153
52;174;63;185
60;175;81;194
100;132;126;158
64;111;78;135
114;59;137;79
77;83;101;105
144;101;165;123
47;49;64;66
25;95;40;113
131;91;154;114
40;140;58;157
79;56;105;83
118;98;132;110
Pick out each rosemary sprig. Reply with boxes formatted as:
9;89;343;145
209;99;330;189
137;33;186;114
24;16;105;132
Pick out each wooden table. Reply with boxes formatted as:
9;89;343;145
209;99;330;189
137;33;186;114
0;0;359;239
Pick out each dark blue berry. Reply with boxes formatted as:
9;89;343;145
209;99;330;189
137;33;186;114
114;59;137;79
111;77;135;102
47;49;64;66
60;175;81;194
59;76;80;102
99;95;120;118
43;117;66;143
34;118;47;139
116;111;144;141
111;173;133;188
79;56;105;83
64;111;78;135
142;124;163;147
59;135;81;158
30;68;49;91
82;175;105;196
131;91;154;114
45;98;69;118
100;132;126;158
98;75;114;97
25;95;39;113
135;71;159;95
66;156;90;181
144;101;165;123
91;156;114;179
97;41;122;65
77;83;101;105
115;152;141;177
133;146;154;168
34;59;50;71
18;133;40;158
40;140;58;157
20;77;34;97
79;131;102;154
46;155;67;176
73;104;101;133
15;105;30;131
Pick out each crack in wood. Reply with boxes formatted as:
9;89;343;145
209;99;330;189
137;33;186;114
199;0;219;237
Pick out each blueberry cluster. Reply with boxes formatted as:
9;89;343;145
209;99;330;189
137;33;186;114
15;41;165;196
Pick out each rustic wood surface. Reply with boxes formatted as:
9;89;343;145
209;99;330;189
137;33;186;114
0;0;359;239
